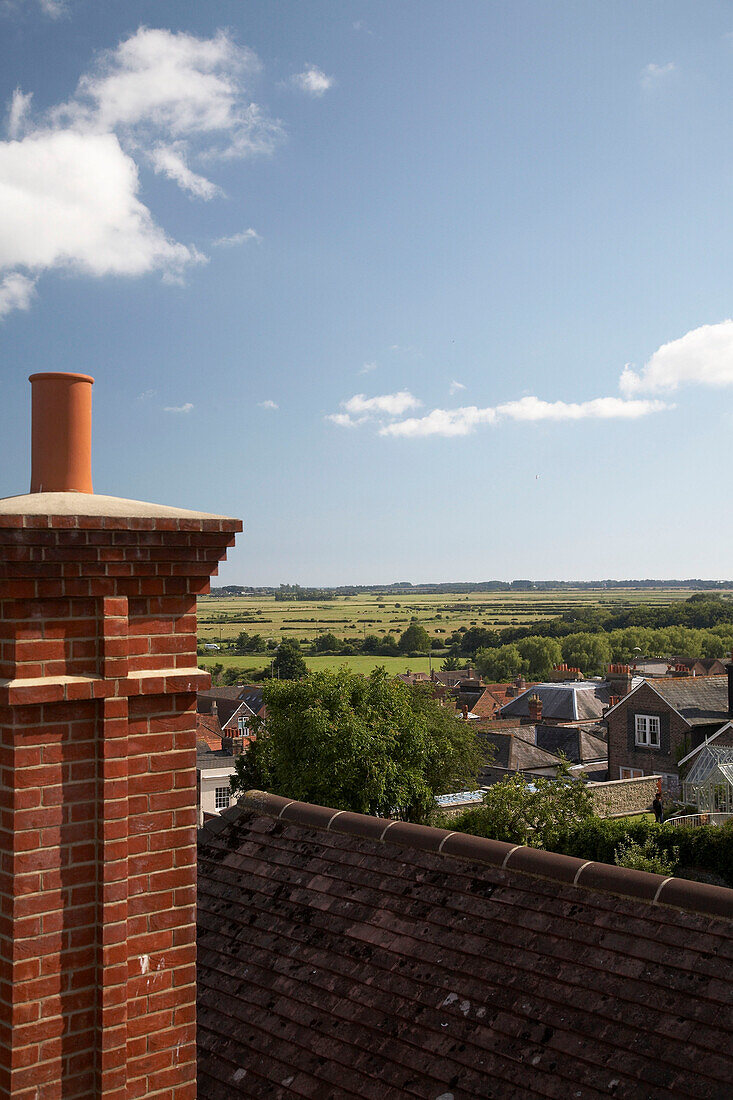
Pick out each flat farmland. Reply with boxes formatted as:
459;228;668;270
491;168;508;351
197;587;720;647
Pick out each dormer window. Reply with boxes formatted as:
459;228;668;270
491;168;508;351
635;714;660;748
237;715;248;735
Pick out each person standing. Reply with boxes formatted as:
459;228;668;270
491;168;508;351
652;792;663;824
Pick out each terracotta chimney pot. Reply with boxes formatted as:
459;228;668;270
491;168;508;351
29;371;94;493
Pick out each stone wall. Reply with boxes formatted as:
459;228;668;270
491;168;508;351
589;774;660;818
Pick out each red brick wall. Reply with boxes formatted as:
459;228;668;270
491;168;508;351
607;681;692;780
0;511;240;1098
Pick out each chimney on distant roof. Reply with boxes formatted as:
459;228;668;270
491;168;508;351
528;693;543;722
29;371;94;493
606;663;633;697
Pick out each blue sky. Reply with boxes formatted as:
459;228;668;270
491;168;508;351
3;1;733;584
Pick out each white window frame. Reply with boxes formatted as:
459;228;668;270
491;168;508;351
215;786;230;811
237;715;249;735
619;766;644;780
634;714;661;748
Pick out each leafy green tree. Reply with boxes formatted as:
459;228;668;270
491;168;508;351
460;627;501;655
221;666;249;686
230;669;485;822
560;632;611;674
361;634;382;654
379;634;400;657
273;638;308;680
441;655;462;671
313;632;340;653
398;623;431;654
447;762;594;850
517;636;562;679
209;662;224;685
475;643;525;682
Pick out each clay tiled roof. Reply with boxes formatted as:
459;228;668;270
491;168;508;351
198;792;733;1098
195;712;222;752
641;675;730;727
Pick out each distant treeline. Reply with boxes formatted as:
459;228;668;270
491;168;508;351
209;580;733;598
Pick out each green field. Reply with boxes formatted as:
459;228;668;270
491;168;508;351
196;586;733;681
198;587;720;647
197;654;439;677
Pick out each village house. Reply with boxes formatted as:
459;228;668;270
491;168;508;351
499;679;614;725
605;673;733;793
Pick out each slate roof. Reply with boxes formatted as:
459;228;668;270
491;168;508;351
198;791;733;1100
196;745;236;771
477;728;563;775
500;681;612;722
640;675;730;727
533;724;609;764
198;694;245;727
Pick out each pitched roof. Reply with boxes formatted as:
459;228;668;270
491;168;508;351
477;728;563;773
533;724;609;764
500;681;612;722
196;712;223;752
198;792;733;1099
642;675;730;726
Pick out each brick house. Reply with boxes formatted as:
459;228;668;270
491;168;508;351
606;674;733;793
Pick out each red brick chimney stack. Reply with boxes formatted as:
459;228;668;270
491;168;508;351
0;374;241;1096
528;693;543;722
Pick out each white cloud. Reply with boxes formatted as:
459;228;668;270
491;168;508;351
7;89;32;138
213;227;260;247
291;66;334;97
0;26;282;319
620;320;733;396
325;412;366;428
449;380;465;395
0;129;200;277
381;406;497;438
641;62;675;89
138;388;156;400
149;142;220;199
0;272;35;318
53;27;281;159
359;361;377;374
343;391;421;417
38;0;65;15
381;396;667;438
258;399;278;409
164;402;193;413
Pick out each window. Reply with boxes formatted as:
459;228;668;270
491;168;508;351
237;716;249;735
215;787;230;811
620;766;644;779
635;714;661;747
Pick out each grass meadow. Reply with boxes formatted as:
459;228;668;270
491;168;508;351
196;586;728;680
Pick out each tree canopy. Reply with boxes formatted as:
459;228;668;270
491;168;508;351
445;762;594;850
273;638;308;680
398;623;432;654
230;668;485;822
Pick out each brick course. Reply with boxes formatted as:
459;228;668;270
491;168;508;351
0;509;240;1098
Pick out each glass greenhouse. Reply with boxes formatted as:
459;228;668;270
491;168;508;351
682;744;733;815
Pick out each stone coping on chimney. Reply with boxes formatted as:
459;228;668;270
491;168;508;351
0;666;210;705
207;790;733;922
0;492;241;529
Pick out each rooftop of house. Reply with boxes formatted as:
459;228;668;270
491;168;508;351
196;713;223;752
196;744;238;772
630;675;731;727
532;723;609;764
500;681;613;722
198;791;733;1099
477;727;564;774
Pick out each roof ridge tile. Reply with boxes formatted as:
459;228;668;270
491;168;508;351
216;791;733;922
